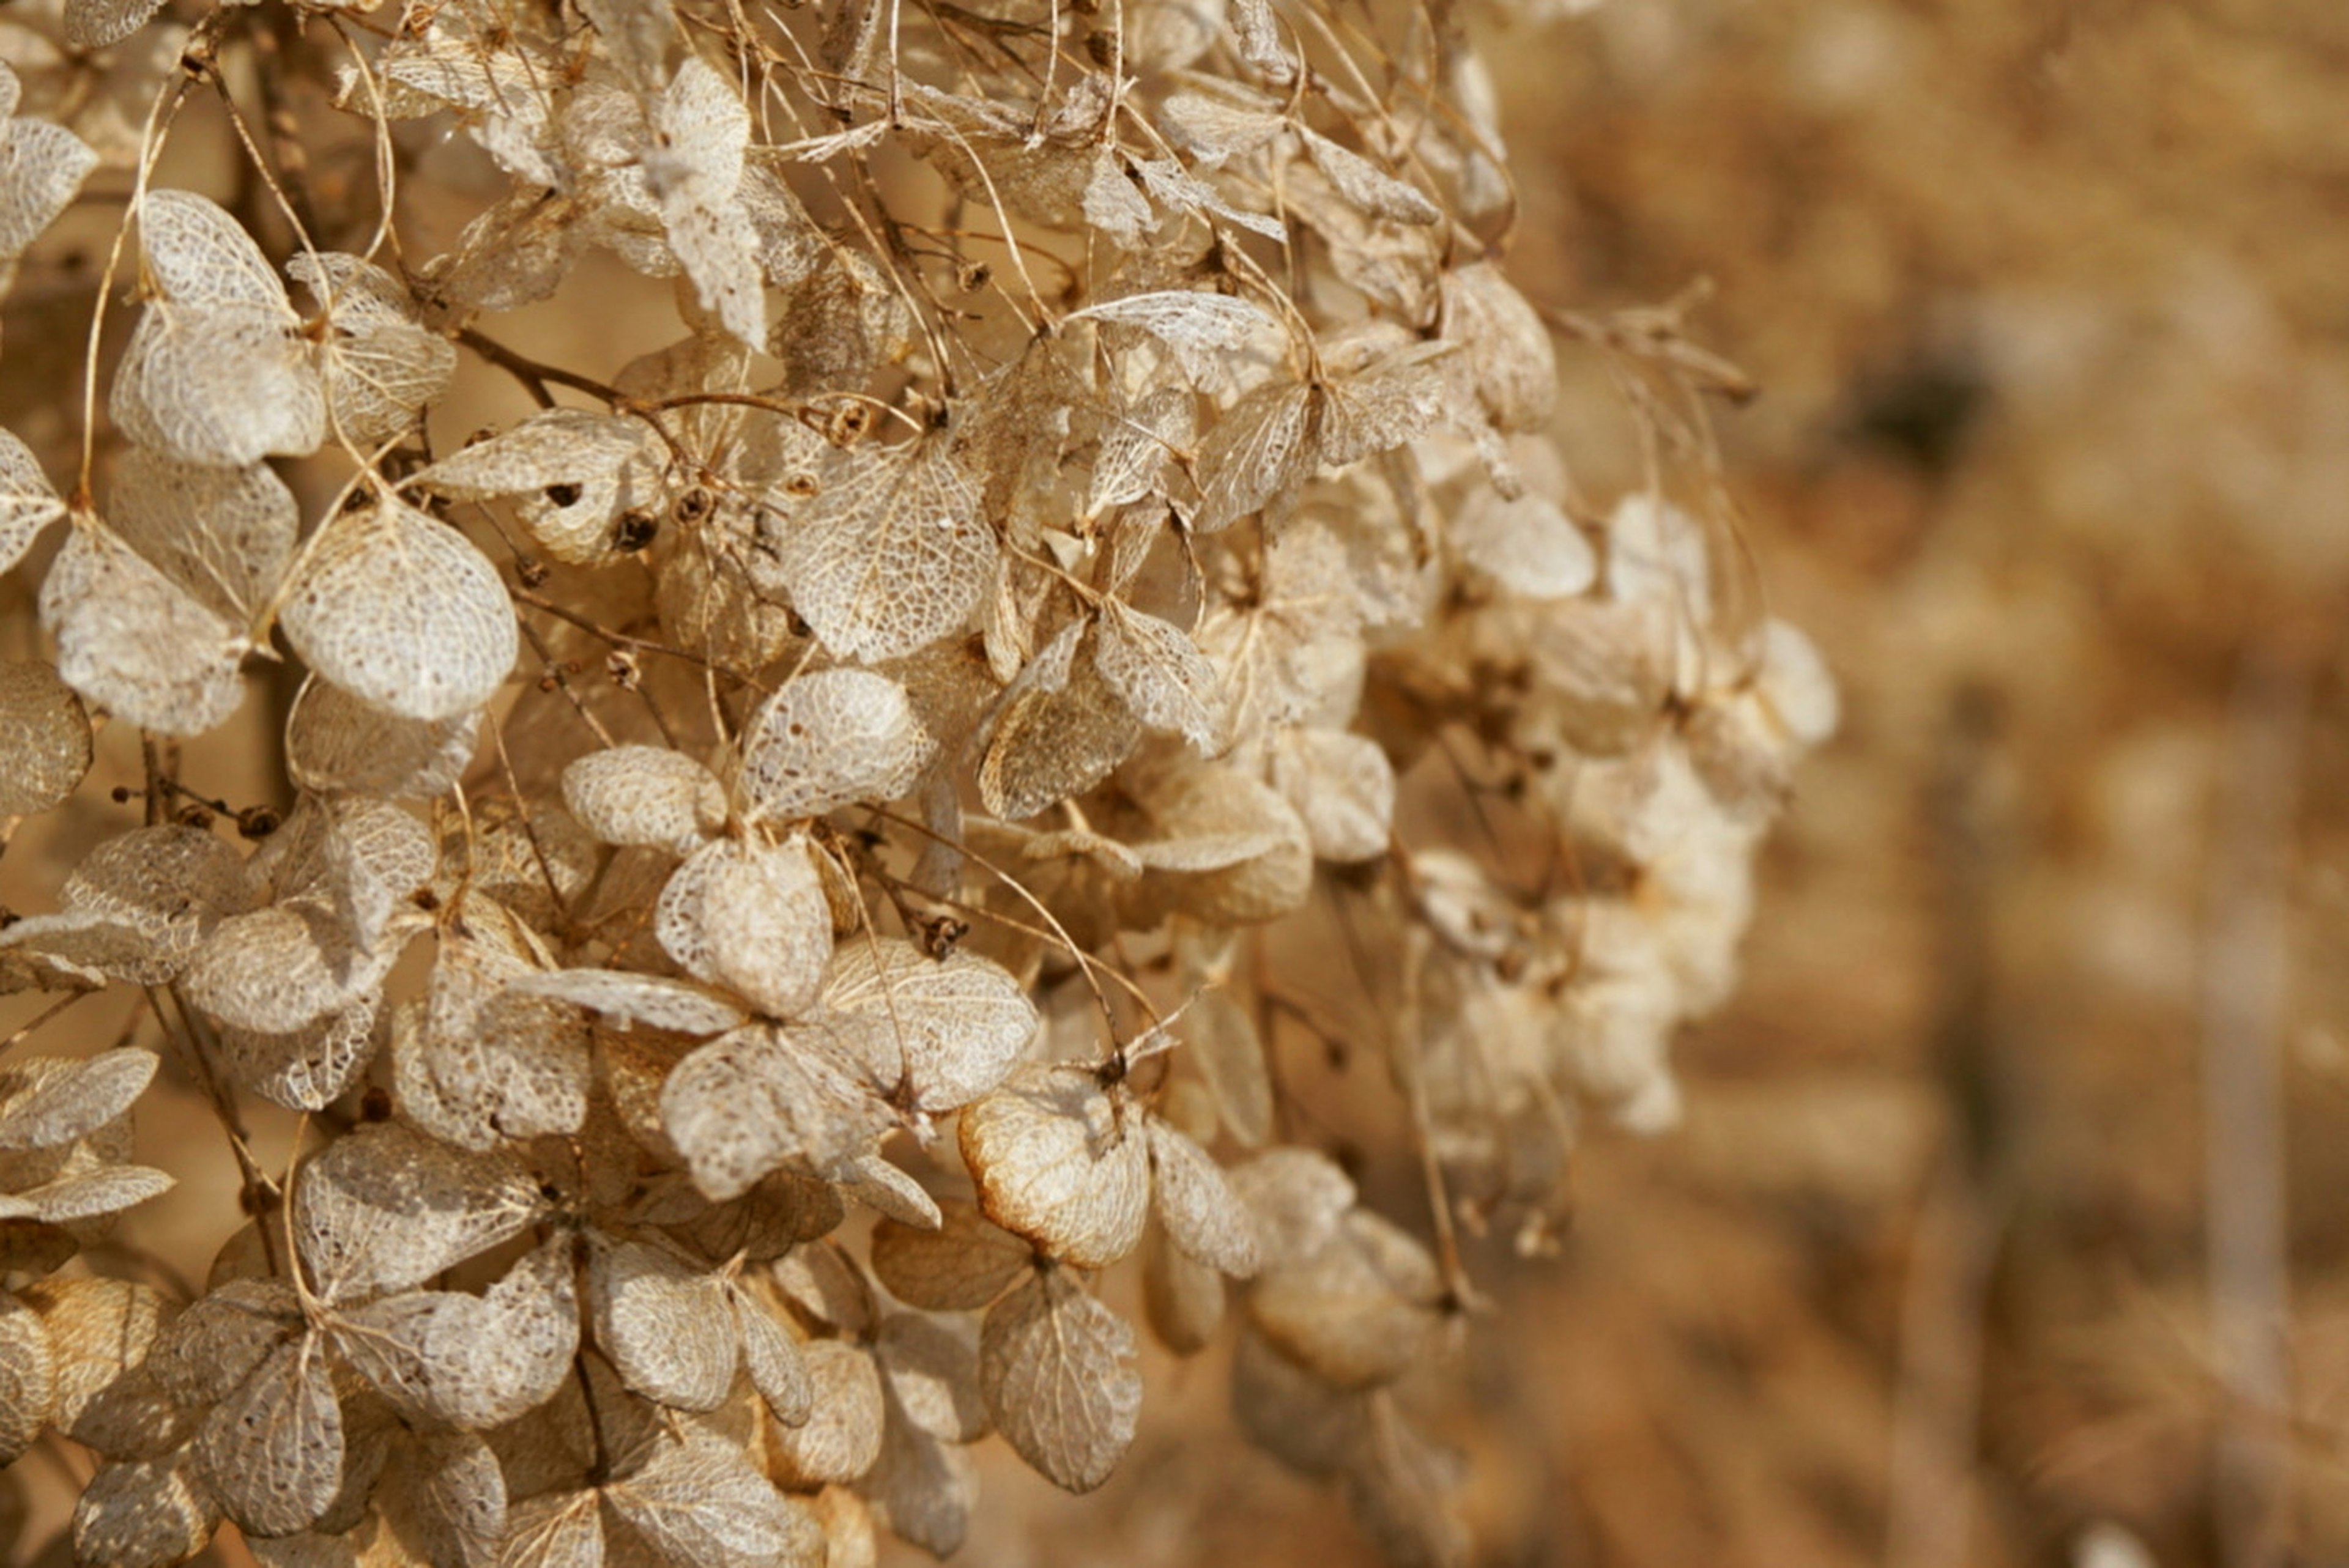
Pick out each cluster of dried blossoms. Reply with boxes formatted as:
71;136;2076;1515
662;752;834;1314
0;0;1835;1561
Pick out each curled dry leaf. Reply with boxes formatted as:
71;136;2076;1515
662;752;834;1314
979;1267;1141;1493
958;1064;1149;1270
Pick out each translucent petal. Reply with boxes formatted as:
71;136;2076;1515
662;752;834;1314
978;1268;1140;1493
737;668;935;821
40;522;248;736
0;660;91;815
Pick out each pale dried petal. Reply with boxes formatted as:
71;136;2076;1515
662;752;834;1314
1093;599;1223;748
289;252;457;446
737;668;935;822
280;496;517;723
0;1049;154;1152
71;1451;220;1568
382;1430;508;1568
110;302;326;467
287;676;481;799
511;969;748;1037
1269;727;1396;864
109;446;299;626
563;745;727;855
765;1338;883;1488
0;1292;51;1465
0;426;65;574
978;1268;1141;1493
40;521;248;736
730;1283;811;1429
655;836;833;1019
661;1024;891;1200
957;1065;1149;1270
874;1312;985;1444
196;1330;344;1539
1247;1209;1444;1390
292;1122;546;1303
1296;128;1441;226
813;939;1036;1114
1227;1146;1356;1258
0;109;97;263
605;1433;825;1567
587;1237;737;1413
1141;1218;1225;1355
1453;489;1595;601
772;438;995;664
1144;1118;1259;1277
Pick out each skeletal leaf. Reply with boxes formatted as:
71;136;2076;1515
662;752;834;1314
1440;262;1556;434
1269;727;1397;864
289;252;457;447
563;745;727;854
0;1049;155;1151
655;835;833;1018
730;1282;812;1428
1191;379;1315;533
110;302;327;467
1156;91;1286;166
40;520;249;736
813;939;1036;1114
1072;290;1277;360
181;904;396;1038
1296;128;1442;226
958;1065;1149;1269
510;969;748;1037
0;1292;51;1465
979;1268;1141;1493
1086;386;1195;520
737;668;935;821
647;57;766;351
410;410;662;568
196;1329;344;1539
0;1163;174;1225
287;676;481;799
1228;0;1296;83
1247;1209;1444;1390
604;1432;825;1567
280;496;517;722
0;426;65;575
862;1389;977;1557
1093;599;1223;748
766;1338;884;1488
380;1430;508;1568
660;1024;891;1200
71;1451;220;1568
0;77;98;262
149;1278;299;1410
292;1123;546;1303
333;1237;578;1430
870;1199;1033;1311
838;1155;940;1231
1180;985;1274;1149
400;923;588;1149
773;438;995;663
587;1236;737;1413
976;659;1141;822
1144;1118;1260;1277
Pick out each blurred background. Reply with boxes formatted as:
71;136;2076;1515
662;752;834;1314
7;1;2347;1564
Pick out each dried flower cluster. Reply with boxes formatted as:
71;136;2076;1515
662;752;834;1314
0;0;1833;1562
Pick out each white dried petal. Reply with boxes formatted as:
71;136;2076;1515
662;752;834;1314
280;496;517;723
111;447;298;629
655;836;833;1019
1191;380;1315;533
661;1024;891;1200
149;1278;300;1410
773;438;995;664
958;1065;1149;1269
1093;599;1223;748
1086;386;1195;520
289;252;458;446
382;1430;508;1568
1296;128;1442;226
1228;0;1295;82
335;1248;578;1434
765;1338;883;1488
287;676;481;799
0;108;97;264
412;409;662;568
181;905;393;1038
0;426;65;575
196;1330;344;1539
40;522;248;736
511;968;748;1037
0;1049;156;1152
976;661;1141;822
110;302;327;467
1144;1118;1259;1277
979;1268;1141;1494
563;745;727;854
138;189;285;308
1756;618;1839;747
1072;290;1277;358
648;58;766;350
737;668;935;821
292;1122;546;1303
838;1154;940;1231
587;1237;737;1413
0;1164;174;1224
1440;263;1556;434
814;939;1036;1114
870;1199;1033;1311
1453;489;1595;601
1156;92;1285;166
